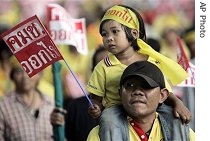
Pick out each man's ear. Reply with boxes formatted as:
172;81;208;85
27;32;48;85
131;29;139;39
159;88;169;104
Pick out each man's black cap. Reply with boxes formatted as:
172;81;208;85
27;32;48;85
120;61;165;89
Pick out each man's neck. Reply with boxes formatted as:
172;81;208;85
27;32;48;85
131;113;156;133
16;89;42;109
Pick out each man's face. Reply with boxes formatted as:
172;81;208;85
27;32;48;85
120;77;161;118
12;67;40;92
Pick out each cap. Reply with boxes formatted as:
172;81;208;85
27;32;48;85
120;61;165;89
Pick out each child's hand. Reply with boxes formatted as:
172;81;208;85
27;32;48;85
165;93;192;124
88;104;101;118
173;99;192;124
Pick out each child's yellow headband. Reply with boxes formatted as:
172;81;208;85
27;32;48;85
101;5;140;32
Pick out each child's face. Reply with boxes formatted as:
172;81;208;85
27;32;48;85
101;20;132;54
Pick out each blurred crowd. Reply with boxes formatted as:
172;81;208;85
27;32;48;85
0;0;195;140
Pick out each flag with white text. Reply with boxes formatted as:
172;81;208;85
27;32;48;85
1;15;64;77
46;3;88;55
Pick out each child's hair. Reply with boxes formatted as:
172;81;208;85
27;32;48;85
99;5;146;51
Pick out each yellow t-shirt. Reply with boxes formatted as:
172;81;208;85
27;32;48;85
87;54;173;108
87;113;195;141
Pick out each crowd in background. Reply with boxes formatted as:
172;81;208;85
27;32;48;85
0;0;195;140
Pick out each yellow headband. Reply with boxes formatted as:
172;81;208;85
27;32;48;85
101;5;139;31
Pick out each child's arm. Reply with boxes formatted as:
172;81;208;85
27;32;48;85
88;93;104;118
163;77;191;124
164;93;192;124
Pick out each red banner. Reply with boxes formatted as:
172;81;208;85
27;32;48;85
1;15;63;77
46;3;88;55
176;36;195;87
177;36;190;71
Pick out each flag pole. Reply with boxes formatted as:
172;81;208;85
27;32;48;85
63;59;94;107
52;62;65;141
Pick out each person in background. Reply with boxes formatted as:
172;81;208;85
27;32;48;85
51;45;108;141
146;38;161;52
0;24;13;97
159;25;190;61
0;23;55;100
152;11;191;61
87;5;191;141
87;61;195;141
183;26;195;62
0;65;54;141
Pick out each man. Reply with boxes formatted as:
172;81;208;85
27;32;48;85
0;65;54;141
87;61;195;141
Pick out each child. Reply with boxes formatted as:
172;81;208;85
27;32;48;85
87;5;191;141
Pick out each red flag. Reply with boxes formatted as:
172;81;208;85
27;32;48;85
177;36;190;71
1;15;63;77
176;36;195;87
